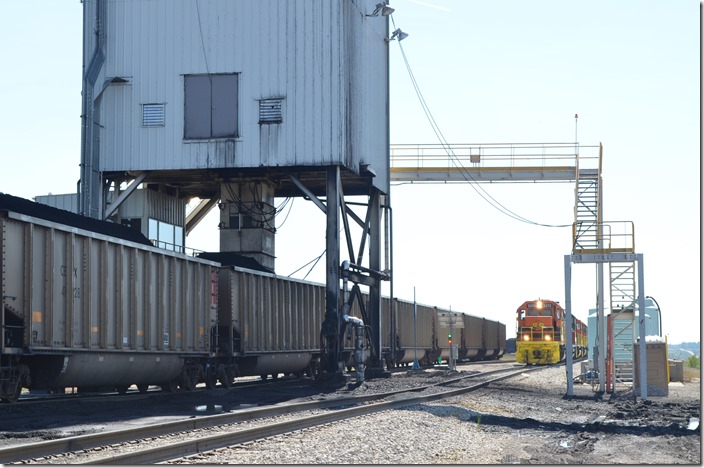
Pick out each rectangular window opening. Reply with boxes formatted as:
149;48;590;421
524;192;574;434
184;74;238;139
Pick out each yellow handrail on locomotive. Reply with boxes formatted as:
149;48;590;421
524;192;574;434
519;325;557;342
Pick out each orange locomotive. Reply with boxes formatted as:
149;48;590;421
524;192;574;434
515;299;587;365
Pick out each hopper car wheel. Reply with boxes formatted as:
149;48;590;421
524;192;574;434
162;380;179;393
260;374;268;381
1;380;21;403
179;367;200;392
306;359;321;380
116;385;129;395
137;384;149;394
1;366;29;403
217;364;233;388
205;371;218;390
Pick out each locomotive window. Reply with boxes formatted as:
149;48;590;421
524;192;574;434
539;310;552;316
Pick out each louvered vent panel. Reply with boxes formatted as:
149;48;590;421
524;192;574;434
259;98;283;124
142;103;165;127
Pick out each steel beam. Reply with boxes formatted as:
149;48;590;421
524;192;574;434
323;167;341;373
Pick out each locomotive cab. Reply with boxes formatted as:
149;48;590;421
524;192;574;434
515;299;564;365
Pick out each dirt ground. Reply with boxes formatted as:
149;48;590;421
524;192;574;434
461;368;701;465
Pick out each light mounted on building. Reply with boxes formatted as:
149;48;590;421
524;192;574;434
386;28;408;42
367;2;395;17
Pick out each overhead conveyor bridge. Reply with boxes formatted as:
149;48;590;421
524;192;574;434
389;142;601;183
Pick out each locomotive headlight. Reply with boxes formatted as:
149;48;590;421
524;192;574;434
545;335;552;341
523;334;530;341
536;300;543;309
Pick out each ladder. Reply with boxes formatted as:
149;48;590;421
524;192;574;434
608;262;637;387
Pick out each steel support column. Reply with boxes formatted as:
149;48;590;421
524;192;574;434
323;166;341;374
368;189;383;371
636;254;647;400
597;262;606;392
564;255;574;396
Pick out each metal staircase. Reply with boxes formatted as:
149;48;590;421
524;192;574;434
573;175;600;251
570;143;637;390
571;144;601;253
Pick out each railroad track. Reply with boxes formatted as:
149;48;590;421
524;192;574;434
0;363;551;464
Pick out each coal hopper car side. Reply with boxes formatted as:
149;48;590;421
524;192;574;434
214;265;325;384
380;298;436;368
0;193;218;401
460;314;485;361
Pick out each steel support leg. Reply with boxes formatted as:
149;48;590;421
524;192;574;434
564;255;574;396
323;167;341;374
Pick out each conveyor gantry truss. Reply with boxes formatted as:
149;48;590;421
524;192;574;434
390;142;649;398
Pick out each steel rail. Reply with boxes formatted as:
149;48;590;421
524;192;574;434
0;364;541;464
88;366;547;464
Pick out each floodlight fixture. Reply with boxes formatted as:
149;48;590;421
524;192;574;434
367;2;395;17
386;28;408;42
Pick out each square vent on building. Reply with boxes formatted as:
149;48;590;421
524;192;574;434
259;98;283;124
142;103;165;127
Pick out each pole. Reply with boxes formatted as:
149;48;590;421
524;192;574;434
413;287;419;369
637;254;647;400
449;321;455;371
564;255;574;396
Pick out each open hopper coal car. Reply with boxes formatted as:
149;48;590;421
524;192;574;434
378;297;507;368
459;314;485;361
213;265;325;384
379;298;436;367
482;317;507;360
0;193;217;401
0;192;508;402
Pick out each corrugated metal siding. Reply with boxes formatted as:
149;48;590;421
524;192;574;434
34;194;79;213
463;314;484;355
222;267;323;355
89;0;389;192
1;212;216;355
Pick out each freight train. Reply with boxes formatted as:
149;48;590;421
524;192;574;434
515;299;587;365
0;193;504;402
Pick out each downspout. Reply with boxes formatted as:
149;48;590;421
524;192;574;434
80;0;106;219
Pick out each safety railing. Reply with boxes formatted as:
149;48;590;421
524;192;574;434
390;142;600;173
572;220;635;255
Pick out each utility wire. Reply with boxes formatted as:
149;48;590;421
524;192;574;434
288;248;326;279
390;16;570;228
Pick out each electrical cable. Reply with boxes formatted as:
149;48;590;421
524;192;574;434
275;197;295;230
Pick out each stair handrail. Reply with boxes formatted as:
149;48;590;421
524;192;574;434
572;220;635;254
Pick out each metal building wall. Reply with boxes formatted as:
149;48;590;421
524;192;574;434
84;0;389;193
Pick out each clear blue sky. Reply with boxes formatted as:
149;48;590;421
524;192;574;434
0;1;700;343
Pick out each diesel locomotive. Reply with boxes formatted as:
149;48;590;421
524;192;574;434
515;298;587;365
